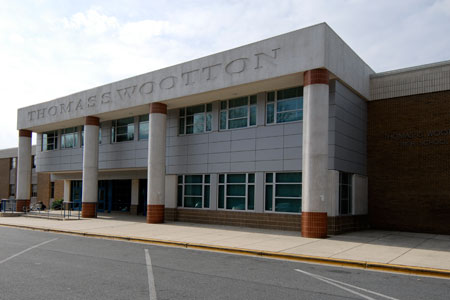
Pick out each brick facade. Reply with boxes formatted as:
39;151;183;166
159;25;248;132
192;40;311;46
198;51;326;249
37;173;51;207
54;180;64;200
368;91;450;234
0;158;10;199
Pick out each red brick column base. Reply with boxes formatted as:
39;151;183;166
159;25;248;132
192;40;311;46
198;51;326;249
301;212;328;238
147;205;164;223
16;199;30;212
82;202;97;218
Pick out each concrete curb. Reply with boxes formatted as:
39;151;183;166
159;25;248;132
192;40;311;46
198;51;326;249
2;222;450;279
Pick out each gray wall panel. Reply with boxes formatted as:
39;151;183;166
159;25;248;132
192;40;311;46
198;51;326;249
36;84;367;177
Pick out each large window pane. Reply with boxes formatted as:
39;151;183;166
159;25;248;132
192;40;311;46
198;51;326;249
275;198;301;212
229;106;247;119
277;111;303;123
228;119;247;129
184;197;202;208
275;184;301;198
193;114;205;133
227;174;246;183
227;184;245;196
248;185;254;210
185;175;203;184
204;186;210;208
277;97;302;112
265;185;273;211
219;185;224;208
276;172;301;183
184;185;202;196
228;97;248;108
226;197;245;210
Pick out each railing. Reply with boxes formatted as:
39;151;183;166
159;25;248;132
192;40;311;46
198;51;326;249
23;202;81;220
0;199;17;213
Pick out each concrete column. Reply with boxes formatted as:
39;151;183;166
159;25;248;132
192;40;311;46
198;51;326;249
81;116;99;218
130;179;139;215
16;130;32;211
301;69;329;238
147;103;167;223
64;180;71;203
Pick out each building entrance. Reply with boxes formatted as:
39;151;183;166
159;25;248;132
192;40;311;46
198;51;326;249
69;180;132;213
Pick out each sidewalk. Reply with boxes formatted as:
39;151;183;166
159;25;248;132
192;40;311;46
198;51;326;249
1;213;449;277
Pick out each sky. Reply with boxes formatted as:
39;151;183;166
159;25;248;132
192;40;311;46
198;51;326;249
0;0;449;149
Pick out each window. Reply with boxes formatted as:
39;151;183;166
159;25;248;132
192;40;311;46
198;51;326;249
42;131;58;151
31;156;36;169
179;104;212;134
111;117;134;143
266;86;303;124
177;175;210;208
50;182;55;199
265;172;302;213
31;184;37;197
81;125;102;146
218;173;254;210
61;127;79;149
139;115;149;140
339;172;352;215
10;157;16;169
220;95;256;130
9;184;15;197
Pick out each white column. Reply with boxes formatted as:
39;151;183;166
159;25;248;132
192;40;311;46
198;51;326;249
16;130;32;211
147;103;167;223
301;69;329;238
64;180;71;202
82;116;99;218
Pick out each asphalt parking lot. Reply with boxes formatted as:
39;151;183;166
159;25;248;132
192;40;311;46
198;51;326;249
1;226;449;300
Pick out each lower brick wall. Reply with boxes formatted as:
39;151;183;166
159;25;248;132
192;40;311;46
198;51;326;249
173;209;302;231
327;215;369;235
165;209;368;235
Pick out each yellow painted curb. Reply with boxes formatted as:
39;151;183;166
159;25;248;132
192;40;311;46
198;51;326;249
1;222;450;279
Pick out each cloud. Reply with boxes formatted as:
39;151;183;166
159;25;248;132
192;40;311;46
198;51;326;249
62;8;119;35
0;0;449;149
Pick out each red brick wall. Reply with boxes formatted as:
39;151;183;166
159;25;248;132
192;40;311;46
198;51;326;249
368;91;450;234
37;173;50;207
0;158;10;199
54;180;64;200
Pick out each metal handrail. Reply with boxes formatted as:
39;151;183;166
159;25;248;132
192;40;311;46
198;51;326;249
23;201;81;220
1;199;17;213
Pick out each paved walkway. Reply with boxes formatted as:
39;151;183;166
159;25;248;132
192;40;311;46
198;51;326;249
1;213;449;276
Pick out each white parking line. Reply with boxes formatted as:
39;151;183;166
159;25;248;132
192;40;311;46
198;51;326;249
295;269;399;300
145;249;158;300
0;238;58;265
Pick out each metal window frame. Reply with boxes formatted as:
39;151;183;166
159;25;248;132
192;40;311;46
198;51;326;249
177;174;210;209
42;130;58;151
138;115;149;140
265;86;303;125
61;127;79;149
179;104;212;135
219;96;257;130
339;172;353;215
111;118;135;143
264;172;302;213
218;173;255;211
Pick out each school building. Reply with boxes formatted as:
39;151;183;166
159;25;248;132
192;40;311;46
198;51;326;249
2;23;449;237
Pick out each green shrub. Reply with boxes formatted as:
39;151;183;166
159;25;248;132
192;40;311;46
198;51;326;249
51;199;64;210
